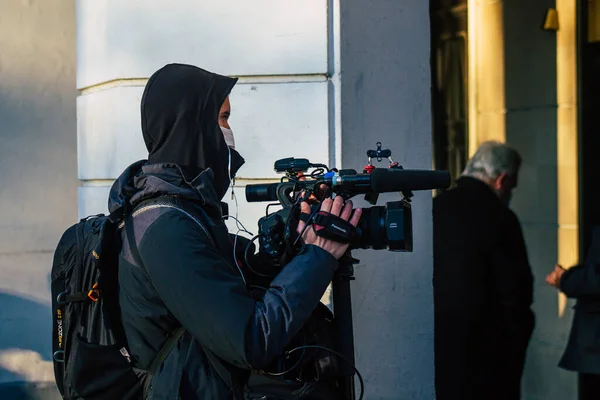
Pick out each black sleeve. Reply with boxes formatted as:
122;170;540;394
488;211;535;344
560;263;600;299
139;211;337;370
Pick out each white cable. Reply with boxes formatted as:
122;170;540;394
230;220;256;288
225;145;245;233
223;215;253;237
225;146;254;287
232;231;247;287
231;188;245;232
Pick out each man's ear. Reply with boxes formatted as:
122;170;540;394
493;173;508;191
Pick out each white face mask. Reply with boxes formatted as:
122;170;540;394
220;126;235;149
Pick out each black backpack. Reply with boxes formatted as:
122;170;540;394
50;207;184;400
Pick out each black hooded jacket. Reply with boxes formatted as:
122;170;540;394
109;64;338;399
140;63;243;199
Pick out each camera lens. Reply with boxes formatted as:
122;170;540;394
350;201;413;251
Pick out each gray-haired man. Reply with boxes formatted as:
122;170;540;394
433;141;534;400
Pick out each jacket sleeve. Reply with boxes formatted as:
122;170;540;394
138;210;337;370
560;263;600;299
488;211;535;347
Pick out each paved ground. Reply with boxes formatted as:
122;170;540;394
0;382;61;400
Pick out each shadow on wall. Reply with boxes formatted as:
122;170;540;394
0;291;60;399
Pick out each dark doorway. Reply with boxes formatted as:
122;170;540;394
578;0;600;259
430;0;468;186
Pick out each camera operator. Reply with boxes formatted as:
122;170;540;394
109;63;362;399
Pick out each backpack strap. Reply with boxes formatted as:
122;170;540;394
124;205;145;272
124;200;215;267
124;200;244;399
146;326;186;376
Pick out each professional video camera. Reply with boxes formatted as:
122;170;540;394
245;142;451;268
243;142;450;400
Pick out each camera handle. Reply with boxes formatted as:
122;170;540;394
275;182;297;208
333;252;359;400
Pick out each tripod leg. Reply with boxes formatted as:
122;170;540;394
332;259;356;400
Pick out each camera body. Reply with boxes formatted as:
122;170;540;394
245;143;450;268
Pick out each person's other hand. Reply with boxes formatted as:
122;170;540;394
545;264;565;289
296;196;362;260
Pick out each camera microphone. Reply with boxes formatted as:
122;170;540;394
274;158;311;173
369;168;451;193
245;168;451;203
329;169;451;193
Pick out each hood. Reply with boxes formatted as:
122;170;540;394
141;63;244;200
108;161;223;217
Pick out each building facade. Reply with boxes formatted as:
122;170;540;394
0;0;594;399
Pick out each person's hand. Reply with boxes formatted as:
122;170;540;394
545;264;566;289
296;195;362;260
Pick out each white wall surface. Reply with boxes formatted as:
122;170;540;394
77;82;330;182
76;0;328;89
76;1;333;239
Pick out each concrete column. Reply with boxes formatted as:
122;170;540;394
0;0;76;397
467;0;507;150
338;1;434;398
500;1;572;397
